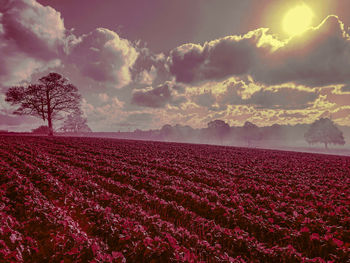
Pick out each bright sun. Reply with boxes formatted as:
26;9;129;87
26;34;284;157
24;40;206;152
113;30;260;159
283;4;314;36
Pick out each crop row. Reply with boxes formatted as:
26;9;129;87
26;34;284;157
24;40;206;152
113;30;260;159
0;136;349;262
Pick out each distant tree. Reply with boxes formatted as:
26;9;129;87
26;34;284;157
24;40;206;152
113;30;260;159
207;120;230;144
160;124;174;141
261;123;284;142
32;125;50;134
60;109;92;133
304;118;345;149
134;129;144;139
241;121;261;146
6;72;81;136
173;124;194;142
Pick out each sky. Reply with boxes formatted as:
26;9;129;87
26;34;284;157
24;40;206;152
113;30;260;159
1;0;350;132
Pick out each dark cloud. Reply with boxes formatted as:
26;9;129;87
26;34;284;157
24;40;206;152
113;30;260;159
278;112;307;119
215;83;318;110
169;30;269;84
191;82;317;111
193;92;216;107
323;89;350;107
201;36;256;79
192;90;228;111
331;108;350;119
171;96;187;107
172;84;186;94
245;88;318;109
131;84;171;108
131;83;186;108
168;44;206;83
341;85;350;92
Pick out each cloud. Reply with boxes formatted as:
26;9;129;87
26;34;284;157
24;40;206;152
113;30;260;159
0;113;33;126
331;107;350;120
0;93;39;128
1;0;65;59
1;1;350;131
168;16;350;89
341;85;350;92
245;87;318;109
130;48;169;86
323;89;350;107
134;66;158;85
132;84;171;108
253;16;350;87
217;80;247;105
0;0;141;90
193;91;216;108
117;112;154;128
98;93;109;103
0;0;66;85
81;96;130;131
168;43;206;83
168;29;277;84
68;28;138;88
278;112;307;119
131;82;186;108
205;80;319;110
112;113;154;129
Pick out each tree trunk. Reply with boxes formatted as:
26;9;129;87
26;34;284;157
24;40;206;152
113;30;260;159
48;115;53;136
325;142;328;150
46;89;53;136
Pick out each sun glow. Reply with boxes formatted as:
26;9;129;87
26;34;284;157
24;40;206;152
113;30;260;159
283;4;314;36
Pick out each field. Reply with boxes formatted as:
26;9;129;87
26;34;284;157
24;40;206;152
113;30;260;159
0;136;349;262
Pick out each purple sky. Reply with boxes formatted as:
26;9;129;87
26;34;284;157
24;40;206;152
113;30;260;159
1;0;350;132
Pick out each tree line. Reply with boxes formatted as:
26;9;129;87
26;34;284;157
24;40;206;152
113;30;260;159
155;119;345;149
4;73;346;149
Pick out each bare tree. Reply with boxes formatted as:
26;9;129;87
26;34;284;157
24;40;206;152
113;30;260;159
5;73;81;136
304;118;345;149
60;109;92;133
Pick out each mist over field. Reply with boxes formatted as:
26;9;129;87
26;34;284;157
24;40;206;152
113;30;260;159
48;122;350;156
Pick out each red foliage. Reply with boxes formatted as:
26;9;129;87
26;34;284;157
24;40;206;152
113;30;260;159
0;136;349;262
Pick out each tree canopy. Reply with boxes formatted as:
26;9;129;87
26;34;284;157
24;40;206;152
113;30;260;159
206;120;230;144
304;118;345;149
241;121;261;146
60;109;92;133
6;72;81;136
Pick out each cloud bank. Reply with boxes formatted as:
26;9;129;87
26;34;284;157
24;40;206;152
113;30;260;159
168;15;350;88
1;0;350;131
